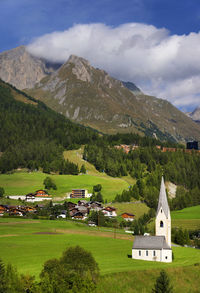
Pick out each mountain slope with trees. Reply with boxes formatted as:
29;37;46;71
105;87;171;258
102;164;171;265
0;79;99;173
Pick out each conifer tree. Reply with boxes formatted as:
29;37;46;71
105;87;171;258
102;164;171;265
152;270;173;293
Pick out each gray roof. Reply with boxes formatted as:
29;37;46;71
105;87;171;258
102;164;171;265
132;236;171;250
156;176;170;218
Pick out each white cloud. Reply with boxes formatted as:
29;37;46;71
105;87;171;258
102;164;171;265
27;23;200;109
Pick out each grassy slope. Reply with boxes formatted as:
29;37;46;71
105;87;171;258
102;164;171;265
148;206;200;232
97;266;200;293
0;147;135;202
63;147;136;185
171;205;200;219
0;218;200;281
0;171;129;202
171;205;200;230
109;202;149;219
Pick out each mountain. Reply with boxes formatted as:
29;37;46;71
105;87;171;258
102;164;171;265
0;46;60;89
186;107;200;123
26;54;200;142
122;81;142;95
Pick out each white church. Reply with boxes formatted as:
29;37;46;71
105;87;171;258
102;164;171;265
132;177;172;263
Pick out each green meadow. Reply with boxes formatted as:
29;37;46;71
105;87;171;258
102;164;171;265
0;218;200;282
171;205;200;230
109;202;149;219
171;205;200;219
0;171;129;202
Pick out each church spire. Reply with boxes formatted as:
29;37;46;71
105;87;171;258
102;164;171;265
156;176;170;218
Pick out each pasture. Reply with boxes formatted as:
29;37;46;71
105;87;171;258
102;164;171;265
0;171;129;202
171;205;200;230
109;202;149;219
0;218;200;281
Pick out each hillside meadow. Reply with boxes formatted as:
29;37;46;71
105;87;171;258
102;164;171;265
0;218;200;282
0;171;129;202
171;205;200;230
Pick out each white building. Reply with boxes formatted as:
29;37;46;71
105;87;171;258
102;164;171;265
132;177;172;263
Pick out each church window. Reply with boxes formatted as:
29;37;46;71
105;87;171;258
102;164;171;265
161;209;162;213
146;250;148;256
165;256;168;259
160;221;164;227
153;251;156;257
139;250;141;256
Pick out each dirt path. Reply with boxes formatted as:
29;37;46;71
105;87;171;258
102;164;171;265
52;229;133;241
0;220;40;225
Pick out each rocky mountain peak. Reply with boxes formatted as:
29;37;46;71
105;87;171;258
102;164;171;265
187;106;200;121
64;54;92;82
0;46;58;89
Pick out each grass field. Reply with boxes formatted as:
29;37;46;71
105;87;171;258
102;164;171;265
171;205;200;230
0;171;129;202
0;218;200;282
171;205;200;219
97;265;200;293
109;202;149;219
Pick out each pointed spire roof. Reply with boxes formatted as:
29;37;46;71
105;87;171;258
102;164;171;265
156;176;170;218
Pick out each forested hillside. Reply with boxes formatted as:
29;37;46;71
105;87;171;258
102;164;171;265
0;79;99;173
84;141;200;210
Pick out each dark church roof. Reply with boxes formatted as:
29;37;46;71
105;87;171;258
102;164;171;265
156;176;170;218
132;236;171;250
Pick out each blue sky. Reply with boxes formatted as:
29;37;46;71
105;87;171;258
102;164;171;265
1;0;200;110
1;0;200;51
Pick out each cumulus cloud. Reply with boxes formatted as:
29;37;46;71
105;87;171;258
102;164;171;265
27;23;200;110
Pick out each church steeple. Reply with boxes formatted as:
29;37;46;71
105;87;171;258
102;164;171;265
155;176;171;247
156;176;170;218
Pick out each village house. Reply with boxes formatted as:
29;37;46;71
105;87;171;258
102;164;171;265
102;206;117;217
0;205;7;216
121;212;135;221
26;190;52;202
132;177;172;263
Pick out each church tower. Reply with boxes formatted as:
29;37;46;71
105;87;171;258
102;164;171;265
155;177;171;247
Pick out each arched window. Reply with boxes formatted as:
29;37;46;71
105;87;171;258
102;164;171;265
160;221;164;227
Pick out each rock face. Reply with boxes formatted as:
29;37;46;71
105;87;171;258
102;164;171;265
27;54;200;142
186;107;200;122
0;46;60;89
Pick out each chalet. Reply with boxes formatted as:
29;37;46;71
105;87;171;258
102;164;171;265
132;177;172;263
103;207;117;217
67;202;76;209
69;208;79;217
35;190;49;197
26;190;52;202
121;212;135;221
72;211;86;220
0;205;7;216
78;200;88;206
90;202;103;211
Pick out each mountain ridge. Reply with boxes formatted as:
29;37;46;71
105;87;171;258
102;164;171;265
27;54;200;142
1;46;200;142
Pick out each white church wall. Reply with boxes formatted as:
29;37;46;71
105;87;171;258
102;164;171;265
161;249;172;263
156;208;171;247
132;249;161;262
132;248;172;263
